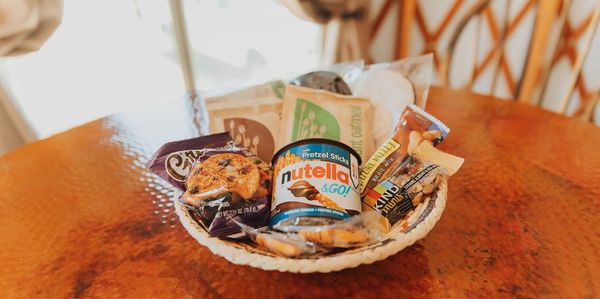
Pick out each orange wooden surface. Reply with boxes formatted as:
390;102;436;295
1;87;599;298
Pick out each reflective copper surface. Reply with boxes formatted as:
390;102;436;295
1;87;599;298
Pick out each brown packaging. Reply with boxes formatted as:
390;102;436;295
206;81;285;162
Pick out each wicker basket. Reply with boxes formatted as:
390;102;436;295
175;178;447;273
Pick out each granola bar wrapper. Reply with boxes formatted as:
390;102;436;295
205;81;285;162
359;104;449;197
362;140;464;227
147;133;272;238
278;85;376;160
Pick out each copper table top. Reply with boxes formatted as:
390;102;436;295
1;87;599;298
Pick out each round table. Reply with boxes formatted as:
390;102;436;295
1;87;598;298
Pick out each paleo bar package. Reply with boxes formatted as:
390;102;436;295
147;133;271;238
206;81;285;162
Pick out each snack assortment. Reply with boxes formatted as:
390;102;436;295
148;55;463;259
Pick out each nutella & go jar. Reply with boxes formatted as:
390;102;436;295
270;139;362;228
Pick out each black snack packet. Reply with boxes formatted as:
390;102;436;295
291;71;353;95
147;133;271;238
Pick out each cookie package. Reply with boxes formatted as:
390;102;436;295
205;81;285;162
278;85;376;160
147;133;272;238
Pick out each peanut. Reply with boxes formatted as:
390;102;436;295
407;131;424;154
422;130;441;141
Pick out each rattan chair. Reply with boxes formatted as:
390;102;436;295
370;0;600;123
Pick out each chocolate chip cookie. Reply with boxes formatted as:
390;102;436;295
185;153;260;200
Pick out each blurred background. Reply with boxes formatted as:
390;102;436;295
1;0;599;155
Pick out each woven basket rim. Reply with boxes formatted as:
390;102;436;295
175;178;448;273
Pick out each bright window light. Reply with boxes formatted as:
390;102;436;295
1;0;321;138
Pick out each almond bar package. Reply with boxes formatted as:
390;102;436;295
147;133;272;238
359;104;449;196
206;81;285;162
278;85;376;160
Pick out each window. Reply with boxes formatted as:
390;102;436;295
0;0;321;138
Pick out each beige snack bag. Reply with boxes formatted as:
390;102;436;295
278;85;376;159
206;81;285;161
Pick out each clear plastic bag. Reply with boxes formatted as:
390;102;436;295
349;54;434;147
235;219;324;258
273;212;388;248
235;212;388;256
357;54;433;108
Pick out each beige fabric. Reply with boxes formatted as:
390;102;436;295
0;0;63;56
280;0;370;64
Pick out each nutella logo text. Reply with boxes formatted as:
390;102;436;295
280;162;349;185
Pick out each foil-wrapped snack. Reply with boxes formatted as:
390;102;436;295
291;71;352;95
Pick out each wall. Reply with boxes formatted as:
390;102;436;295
0;101;24;156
